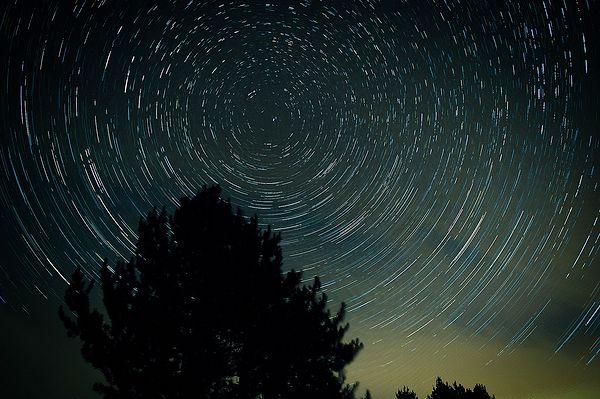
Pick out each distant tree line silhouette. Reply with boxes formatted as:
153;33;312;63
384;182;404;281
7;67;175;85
395;378;494;399
59;184;495;399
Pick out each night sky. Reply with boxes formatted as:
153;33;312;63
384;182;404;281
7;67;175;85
0;1;599;398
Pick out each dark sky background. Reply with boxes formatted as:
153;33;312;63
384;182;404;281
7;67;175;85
1;1;599;398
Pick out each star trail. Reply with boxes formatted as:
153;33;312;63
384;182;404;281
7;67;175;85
0;1;598;398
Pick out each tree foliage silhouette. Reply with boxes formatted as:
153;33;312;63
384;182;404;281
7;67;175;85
396;386;417;399
427;377;495;399
59;185;363;399
392;378;495;399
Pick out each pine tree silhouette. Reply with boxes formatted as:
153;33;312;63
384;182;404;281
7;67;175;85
59;185;363;399
396;386;418;399
392;378;495;399
426;377;495;399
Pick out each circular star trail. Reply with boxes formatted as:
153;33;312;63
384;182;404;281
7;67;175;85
0;1;598;397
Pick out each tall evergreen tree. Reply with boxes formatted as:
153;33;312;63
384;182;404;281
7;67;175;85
59;185;363;399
